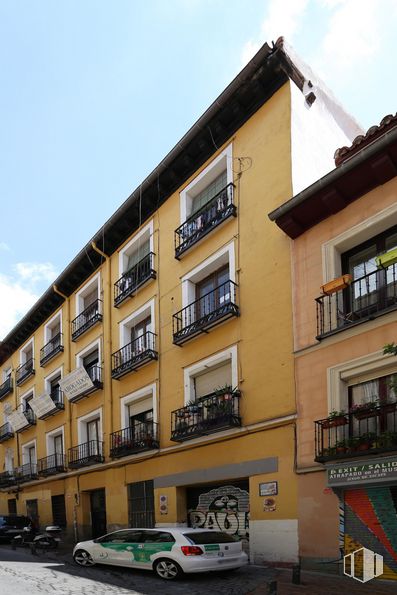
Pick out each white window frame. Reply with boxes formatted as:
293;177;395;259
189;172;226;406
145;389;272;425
20;338;34;365
183;345;238;405
118;220;154;277
44;310;62;344
44;366;63;394
322;201;397;283
119;298;155;348
180;144;233;223
75;272;101;316
76;338;102;369
77;407;102;444
181;242;235;309
46;426;65;456
120;383;157;429
3;367;11;381
20;387;35;410
327;350;397;414
21;438;36;465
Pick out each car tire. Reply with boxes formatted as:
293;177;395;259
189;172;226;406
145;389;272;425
73;549;95;566
154;558;183;580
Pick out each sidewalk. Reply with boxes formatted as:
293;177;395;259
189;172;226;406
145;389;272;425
250;568;397;595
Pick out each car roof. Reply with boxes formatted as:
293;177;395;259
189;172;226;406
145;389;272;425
107;527;224;534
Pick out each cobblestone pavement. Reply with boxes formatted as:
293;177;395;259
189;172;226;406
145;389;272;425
1;546;396;595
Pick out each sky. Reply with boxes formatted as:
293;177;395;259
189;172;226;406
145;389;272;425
1;0;397;339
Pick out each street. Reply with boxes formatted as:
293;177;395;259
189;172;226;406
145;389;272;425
0;545;274;595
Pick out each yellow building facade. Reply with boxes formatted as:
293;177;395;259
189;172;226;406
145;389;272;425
0;40;360;564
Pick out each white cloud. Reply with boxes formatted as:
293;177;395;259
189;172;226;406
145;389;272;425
0;242;10;252
241;0;310;65
0;262;58;339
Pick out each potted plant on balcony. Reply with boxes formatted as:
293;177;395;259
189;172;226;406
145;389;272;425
321;410;347;429
346;436;360;452
350;399;380;420
336;440;348;454
377;431;397;449
320;274;352;296
357;432;376;451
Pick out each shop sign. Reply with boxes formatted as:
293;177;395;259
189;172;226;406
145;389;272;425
188;485;249;540
7;410;29;432
59;367;93;400
328;456;397;487
29;393;55;417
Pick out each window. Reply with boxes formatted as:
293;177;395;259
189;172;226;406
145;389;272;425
76;340;102;390
21;391;35;422
21;440;36;474
16;340;35;384
51;495;66;527
44;312;62;343
97;530;143;543
77;408;103;456
141;530;175;543
120;384;157;430
46;427;64;456
128;480;154;528
194;360;233;400
72;274;102;340
191;171;227;215
7;499;16;514
119;299;155;350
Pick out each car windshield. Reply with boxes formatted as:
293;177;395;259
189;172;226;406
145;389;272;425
184;531;238;544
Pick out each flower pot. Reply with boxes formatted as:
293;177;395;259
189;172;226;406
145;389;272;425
357;442;371;451
336;447;347;454
383;402;397;414
354;409;380;420
375;247;397;269
321;274;352;296
321;416;348;429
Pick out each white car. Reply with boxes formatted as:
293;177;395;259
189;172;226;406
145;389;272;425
73;527;248;580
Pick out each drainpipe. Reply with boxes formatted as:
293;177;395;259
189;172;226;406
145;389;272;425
91;242;113;456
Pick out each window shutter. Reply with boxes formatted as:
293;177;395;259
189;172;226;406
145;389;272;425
194;361;232;399
84;288;98;308
127;240;150;271
129;397;153;417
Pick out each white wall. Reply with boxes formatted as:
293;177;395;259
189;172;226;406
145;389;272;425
249;519;299;564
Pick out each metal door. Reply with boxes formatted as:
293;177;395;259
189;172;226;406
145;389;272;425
90;489;107;538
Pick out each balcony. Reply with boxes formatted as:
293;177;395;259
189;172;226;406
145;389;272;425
173;280;239;345
67;365;103;403
37;388;65;420
68;440;104;469
111;332;158;379
175;184;236;259
0;377;13;400
316;264;397;339
315;401;397;463
15;463;38;483
15;358;35;386
110;421;159;458
16;409;36;433
0;422;14;443
37;453;67;477
114;252;156;307
0;471;17;488
40;332;64;366
71;299;102;341
171;388;241;442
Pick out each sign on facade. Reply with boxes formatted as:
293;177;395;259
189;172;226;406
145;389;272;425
59;367;93;400
29;393;55;417
328;456;397;487
7;410;29;432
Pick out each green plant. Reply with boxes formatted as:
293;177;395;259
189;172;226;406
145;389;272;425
377;431;397;448
328;409;347;419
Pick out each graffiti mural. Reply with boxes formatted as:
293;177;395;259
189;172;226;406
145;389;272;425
188;484;249;541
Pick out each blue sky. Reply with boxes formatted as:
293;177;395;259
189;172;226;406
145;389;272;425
1;0;397;338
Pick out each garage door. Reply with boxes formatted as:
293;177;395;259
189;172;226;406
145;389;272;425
344;486;397;580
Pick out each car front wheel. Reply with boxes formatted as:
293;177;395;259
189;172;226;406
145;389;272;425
154;558;182;580
73;549;95;566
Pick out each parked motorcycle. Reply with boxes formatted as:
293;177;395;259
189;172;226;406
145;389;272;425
11;524;37;550
30;525;62;555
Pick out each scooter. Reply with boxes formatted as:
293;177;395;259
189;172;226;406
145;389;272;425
11;524;37;550
30;525;62;555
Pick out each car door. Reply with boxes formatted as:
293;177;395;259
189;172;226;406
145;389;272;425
133;530;176;569
90;530;143;566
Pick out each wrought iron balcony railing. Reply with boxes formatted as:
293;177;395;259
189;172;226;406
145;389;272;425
173;280;239;345
16;358;35;386
315;401;397;463
16;408;36;432
15;463;38;482
0;471;17;488
67;365;103;403
111;332;158;379
0;422;14;443
171;387;241;442
110;421;159;458
68;440;104;469
114;252;156;307
40;332;64;366
316;263;397;339
0;376;13;400
175;184;236;259
37;453;67;477
71;299;103;341
37;388;65;420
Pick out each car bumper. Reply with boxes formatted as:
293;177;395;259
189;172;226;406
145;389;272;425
179;552;248;573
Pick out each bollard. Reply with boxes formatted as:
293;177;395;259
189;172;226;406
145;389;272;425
267;580;277;594
292;563;301;585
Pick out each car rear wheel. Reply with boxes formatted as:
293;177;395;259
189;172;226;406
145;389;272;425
73;549;95;566
154;558;182;580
